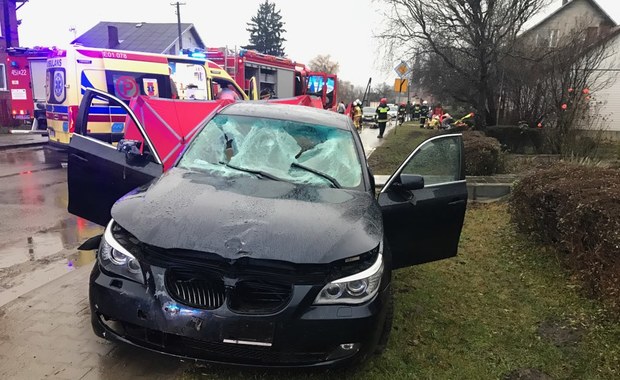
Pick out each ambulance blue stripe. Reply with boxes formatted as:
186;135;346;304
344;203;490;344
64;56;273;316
47;105;68;113
45;105;126;115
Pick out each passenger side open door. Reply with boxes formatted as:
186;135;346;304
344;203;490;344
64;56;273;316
67;88;163;226
379;134;467;269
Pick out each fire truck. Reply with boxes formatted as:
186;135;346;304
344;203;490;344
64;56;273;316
4;47;53;129
204;47;338;110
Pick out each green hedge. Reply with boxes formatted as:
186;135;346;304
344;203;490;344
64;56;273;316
462;131;503;175
486;126;545;154
509;164;620;312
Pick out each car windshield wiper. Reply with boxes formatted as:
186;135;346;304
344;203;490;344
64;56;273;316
220;162;287;182
291;162;341;188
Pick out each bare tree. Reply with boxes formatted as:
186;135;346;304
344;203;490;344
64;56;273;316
378;0;549;128
308;54;340;74
502;19;616;155
338;79;365;104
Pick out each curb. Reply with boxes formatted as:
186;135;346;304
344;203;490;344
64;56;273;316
0;140;48;151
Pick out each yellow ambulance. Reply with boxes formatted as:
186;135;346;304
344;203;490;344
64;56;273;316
45;46;247;146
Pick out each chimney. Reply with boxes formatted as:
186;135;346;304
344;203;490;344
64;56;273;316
108;25;120;49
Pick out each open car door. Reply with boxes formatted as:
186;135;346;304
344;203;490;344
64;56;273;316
379;134;467;269
67;88;164;226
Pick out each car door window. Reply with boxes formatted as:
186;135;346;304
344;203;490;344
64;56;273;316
77;89;161;165
378;133;466;268
400;135;462;186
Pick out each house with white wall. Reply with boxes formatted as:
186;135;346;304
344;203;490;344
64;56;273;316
521;0;620;138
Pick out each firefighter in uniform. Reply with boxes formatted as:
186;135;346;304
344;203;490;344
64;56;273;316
413;102;422;125
376;98;390;138
353;99;363;132
419;100;429;128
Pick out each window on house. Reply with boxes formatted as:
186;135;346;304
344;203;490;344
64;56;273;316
535;29;560;48
548;29;559;47
0;64;7;91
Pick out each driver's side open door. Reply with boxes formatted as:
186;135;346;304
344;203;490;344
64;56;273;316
67;88;163;226
379;134;467;269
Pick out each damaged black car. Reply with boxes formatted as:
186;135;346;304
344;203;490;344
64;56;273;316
68;89;467;367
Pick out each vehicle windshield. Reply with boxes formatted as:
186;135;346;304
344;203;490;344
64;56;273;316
178;114;363;189
363;107;375;113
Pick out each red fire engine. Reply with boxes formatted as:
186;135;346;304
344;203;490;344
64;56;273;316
5;47;52;129
204;47;338;110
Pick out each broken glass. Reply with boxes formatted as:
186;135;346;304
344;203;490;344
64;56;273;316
178;114;363;189
229;122;301;179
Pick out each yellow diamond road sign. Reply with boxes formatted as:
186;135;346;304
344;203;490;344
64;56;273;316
394;61;411;78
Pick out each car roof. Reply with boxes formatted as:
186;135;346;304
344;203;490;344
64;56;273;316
220;102;351;131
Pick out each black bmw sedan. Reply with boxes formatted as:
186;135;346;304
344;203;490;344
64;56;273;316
67;89;467;367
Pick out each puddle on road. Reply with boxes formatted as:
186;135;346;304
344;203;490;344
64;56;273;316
0;217;103;270
0;218;102;307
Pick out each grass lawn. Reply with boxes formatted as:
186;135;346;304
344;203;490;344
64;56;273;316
182;126;619;379
367;123;437;175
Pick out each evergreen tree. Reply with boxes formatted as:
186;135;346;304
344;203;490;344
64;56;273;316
243;0;286;57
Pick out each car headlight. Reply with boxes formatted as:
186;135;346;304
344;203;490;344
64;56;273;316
314;248;384;305
98;220;144;284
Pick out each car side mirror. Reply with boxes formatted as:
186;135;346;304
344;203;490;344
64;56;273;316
117;139;144;165
399;174;424;191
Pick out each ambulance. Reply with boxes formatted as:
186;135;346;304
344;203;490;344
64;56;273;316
46;46;248;146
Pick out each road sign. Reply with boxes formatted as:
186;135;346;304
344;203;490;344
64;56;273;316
394;78;408;93
394;61;411;78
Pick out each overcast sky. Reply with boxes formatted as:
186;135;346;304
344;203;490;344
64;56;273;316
16;0;620;88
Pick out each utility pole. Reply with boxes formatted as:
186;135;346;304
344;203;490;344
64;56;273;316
171;2;186;52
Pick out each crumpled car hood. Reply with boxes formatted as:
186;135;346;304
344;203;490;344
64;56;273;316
111;168;382;264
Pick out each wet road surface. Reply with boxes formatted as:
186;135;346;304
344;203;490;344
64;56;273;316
0;146;187;379
0;146;102;306
0;263;187;379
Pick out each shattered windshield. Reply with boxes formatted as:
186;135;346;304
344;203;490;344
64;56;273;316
177;114;363;189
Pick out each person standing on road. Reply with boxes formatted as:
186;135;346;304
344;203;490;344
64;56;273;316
405;100;412;122
353;100;362;132
419;100;429;128
413;102;421;124
337;101;346;114
376;98;390;138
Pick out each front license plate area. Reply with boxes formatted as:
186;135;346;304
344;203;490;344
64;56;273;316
222;321;274;347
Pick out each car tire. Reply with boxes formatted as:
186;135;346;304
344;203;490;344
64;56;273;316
374;285;394;355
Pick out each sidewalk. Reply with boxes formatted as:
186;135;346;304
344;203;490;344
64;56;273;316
0;132;49;150
0;263;187;380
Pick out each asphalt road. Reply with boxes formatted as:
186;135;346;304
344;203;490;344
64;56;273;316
0;146;103;307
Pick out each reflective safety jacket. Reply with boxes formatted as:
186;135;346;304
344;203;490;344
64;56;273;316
376;105;390;121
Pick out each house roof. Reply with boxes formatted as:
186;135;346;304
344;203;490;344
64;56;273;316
71;21;206;53
523;0;617;37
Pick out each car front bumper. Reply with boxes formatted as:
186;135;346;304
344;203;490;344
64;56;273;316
89;263;390;367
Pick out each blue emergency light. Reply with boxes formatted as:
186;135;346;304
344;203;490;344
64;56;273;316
180;48;207;59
